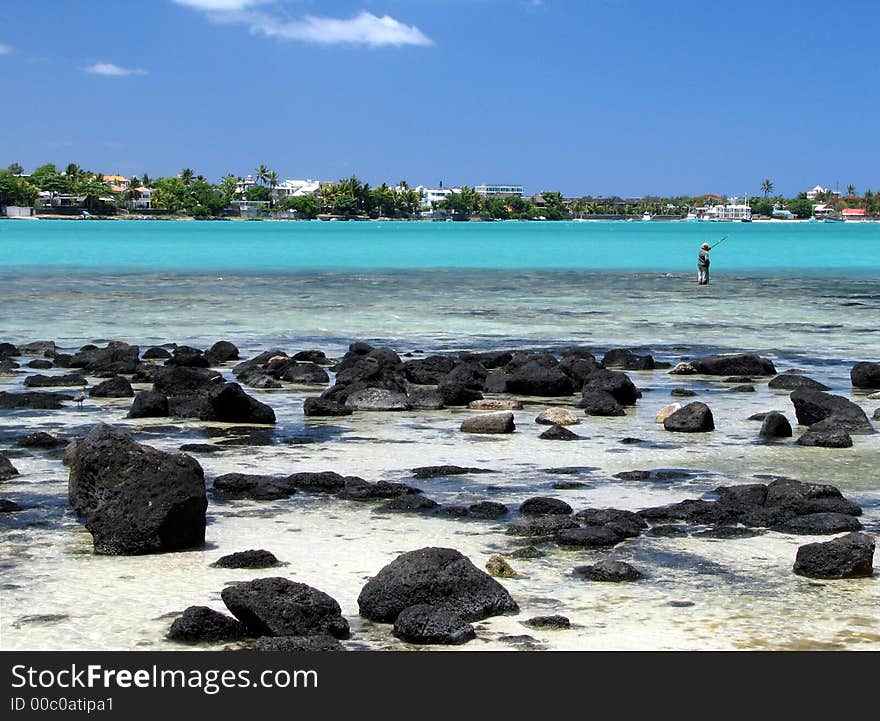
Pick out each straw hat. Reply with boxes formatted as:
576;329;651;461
701;243;710;249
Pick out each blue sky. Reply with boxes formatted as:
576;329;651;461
2;0;879;197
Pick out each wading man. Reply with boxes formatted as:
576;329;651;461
697;242;710;285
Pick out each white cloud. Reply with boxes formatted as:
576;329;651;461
84;62;148;76
251;11;434;47
0;44;12;55
173;1;434;48
172;0;267;10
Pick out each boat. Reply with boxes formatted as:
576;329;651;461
642;211;652;221
683;211;700;222
822;213;844;223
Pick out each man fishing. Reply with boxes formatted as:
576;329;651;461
697;236;725;285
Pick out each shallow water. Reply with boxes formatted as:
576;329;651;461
1;221;878;651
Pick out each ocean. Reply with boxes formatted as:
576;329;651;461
1;219;878;650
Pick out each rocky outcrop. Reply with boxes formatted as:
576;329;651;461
506;515;578;537
522;615;570;629
303;397;352;416
221;577;350;638
68;424;207;555
789;389;873;434
772;513;862;535
468;501;509;519
205;341;240;364
404;355;456;385
168;606;248;643
691;354;776;376
17;431;62;448
793;533;874;579
412;465;493;479
663;402;714;432
0;391;71;410
69;342;140;375
850;361;880;389
288;471;347;494
128;391;169;418
506;361;575;397
357;547;519;623
460;412;515;434
165;346;210;368
555;526;624;548
573;508;647;538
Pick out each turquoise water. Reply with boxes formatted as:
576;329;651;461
1;219;879;274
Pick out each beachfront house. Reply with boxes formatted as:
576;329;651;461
805;184;841;201
475;183;523;198
840;208;866;221
270;179;321;203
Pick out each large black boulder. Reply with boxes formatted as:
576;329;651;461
165;346;210;368
153;366;222;395
89;375;134;398
691;354;776;376
796;429;853;448
438;380;483;406
574;508;647;538
556;526;625;548
205;340;240;364
505;361;575;397
24;373;87;388
0;391;70;410
280;362;329;385
129;390;170;418
357;547;519;623
288;471;346;494
793;533;874;579
772;513;862;535
17;431;62;448
759;411;793;439
850;361;880;389
168;382;276;424
768;374;830;392
663;402;715;432
507;515;579;537
789;389;873;434
581;370;638;405
520;497;572;516
303;397;352;417
69;342;140;374
392;604;476;645
168;606;248;643
578;390;625;416
221;577;350;638
404;355;456;385
68;424;206;554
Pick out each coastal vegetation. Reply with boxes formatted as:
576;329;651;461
2;162;878;220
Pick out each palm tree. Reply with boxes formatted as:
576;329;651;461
180;168;194;185
761;179;773;198
256;165;269;186
125;178;142;209
140;173;151;188
65;163;82;181
267;170;279;207
846;184;856;198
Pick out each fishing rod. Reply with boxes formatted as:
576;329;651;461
710;235;728;249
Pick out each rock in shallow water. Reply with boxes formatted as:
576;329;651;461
357;547;519;623
68;424;207;555
168;606;248;643
539;424;582;440
89;375;133;398
221;577;350;638
535;407;580;425
793;532;875;579
789;389;873;434
212;550;282;569
796;429;853;448
759;411;793;439
850;361;880;389
393;604;476;645
17;431;62;448
460;412;516;434
522;615;570;629
485;554;517;578
574;559;643;582
663;402;714;432
772;513;862;535
520;497;572;516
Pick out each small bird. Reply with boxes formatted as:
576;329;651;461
73;392;85;409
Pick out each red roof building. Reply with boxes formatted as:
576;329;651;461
841;208;866;217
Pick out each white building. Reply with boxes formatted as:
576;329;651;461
806;185;841;201
271;179;321;202
417;186;457;209
475;183;523;197
235;175;257;196
701;196;752;221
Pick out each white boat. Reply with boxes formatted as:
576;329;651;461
642;211;652;221
683;211;700;222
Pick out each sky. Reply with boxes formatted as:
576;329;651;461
2;0;879;197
